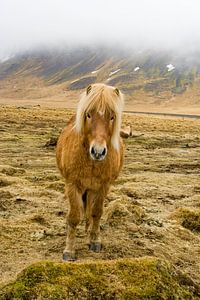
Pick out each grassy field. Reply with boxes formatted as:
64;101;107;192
1;74;200;114
0;106;200;294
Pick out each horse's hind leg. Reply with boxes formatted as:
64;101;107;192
88;186;109;252
85;192;92;234
63;184;83;261
89;197;103;252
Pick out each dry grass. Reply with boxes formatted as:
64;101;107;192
1;74;200;114
173;208;200;232
0;106;200;291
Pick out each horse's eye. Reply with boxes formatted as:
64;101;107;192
86;113;91;119
110;116;114;121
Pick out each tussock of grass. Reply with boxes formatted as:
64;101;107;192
47;181;65;192
175;208;200;232
0;177;13;187
103;198;144;227
1;166;25;176
0;258;197;300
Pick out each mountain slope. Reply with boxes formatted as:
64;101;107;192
0;46;200;113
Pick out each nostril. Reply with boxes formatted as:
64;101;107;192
102;148;106;156
91;147;95;155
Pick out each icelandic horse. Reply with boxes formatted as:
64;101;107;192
56;83;124;260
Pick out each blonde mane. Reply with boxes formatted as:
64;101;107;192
75;83;124;151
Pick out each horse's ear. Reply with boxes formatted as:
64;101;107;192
114;88;120;96
86;85;92;95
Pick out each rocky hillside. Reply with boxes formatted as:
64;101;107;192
0;46;200;111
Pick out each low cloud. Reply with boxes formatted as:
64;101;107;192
1;0;200;58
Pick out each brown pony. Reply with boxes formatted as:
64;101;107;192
56;83;124;261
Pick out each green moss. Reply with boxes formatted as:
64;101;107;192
175;208;200;232
5;282;28;300
36;283;67;300
0;258;198;300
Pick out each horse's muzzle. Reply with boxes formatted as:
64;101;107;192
90;144;107;161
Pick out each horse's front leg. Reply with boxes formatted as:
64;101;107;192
63;184;84;261
88;186;109;252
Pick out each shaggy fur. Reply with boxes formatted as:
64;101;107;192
75;84;124;150
56;83;124;260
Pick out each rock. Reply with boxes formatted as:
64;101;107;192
30;230;46;240
120;124;132;138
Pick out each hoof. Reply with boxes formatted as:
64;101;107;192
63;252;76;261
89;242;102;253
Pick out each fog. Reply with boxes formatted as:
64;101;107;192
1;0;200;59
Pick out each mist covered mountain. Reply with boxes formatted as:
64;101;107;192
0;45;200;110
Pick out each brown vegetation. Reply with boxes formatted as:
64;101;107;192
0;106;200;295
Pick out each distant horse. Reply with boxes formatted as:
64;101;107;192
56;83;124;261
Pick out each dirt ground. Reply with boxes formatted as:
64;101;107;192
0;106;200;288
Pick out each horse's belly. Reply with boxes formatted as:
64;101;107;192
79;166;119;191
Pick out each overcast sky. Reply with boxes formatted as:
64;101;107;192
1;0;200;58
